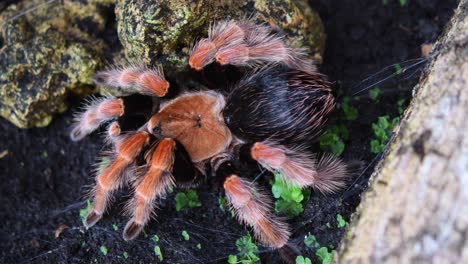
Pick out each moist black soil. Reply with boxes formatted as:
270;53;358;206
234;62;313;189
0;0;458;263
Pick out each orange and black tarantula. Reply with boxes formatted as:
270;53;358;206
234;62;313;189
71;20;353;250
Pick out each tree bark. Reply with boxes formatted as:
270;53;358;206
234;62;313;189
337;1;468;263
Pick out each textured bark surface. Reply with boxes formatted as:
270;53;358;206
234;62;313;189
337;1;468;263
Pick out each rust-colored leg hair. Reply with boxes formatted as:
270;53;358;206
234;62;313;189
70;97;124;141
93;66;170;97
84;131;150;229
251;142;349;194
224;175;290;248
123;138;176;240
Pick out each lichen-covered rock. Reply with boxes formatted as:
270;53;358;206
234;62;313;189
0;0;115;128
116;0;326;74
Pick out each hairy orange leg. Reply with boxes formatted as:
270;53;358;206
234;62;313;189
251;142;349;194
224;175;290;248
84;131;150;228
93;66;169;97
70;98;124;141
123;138;176;240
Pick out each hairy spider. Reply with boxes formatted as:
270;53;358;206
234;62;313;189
71;19;353;251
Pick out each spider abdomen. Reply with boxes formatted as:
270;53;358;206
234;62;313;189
224;66;335;147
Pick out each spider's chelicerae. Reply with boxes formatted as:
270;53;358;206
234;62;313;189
71;20;354;250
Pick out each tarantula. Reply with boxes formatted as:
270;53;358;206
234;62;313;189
71;20;352;250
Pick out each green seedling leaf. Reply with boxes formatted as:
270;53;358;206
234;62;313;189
296;256;312;264
369;87;381;101
304;233;320;248
151;235;160;243
397;99;406;114
336;214;348;228
112;224;118;231
399;0;408;6
123;252;129;259
229;234;259;264
271;173;308;218
228;255;238;264
395;63;403;74
175;190;202;211
182;230;190;241
196;243;202;250
154;245;163;261
79;200;93;220
316;247;335;264
100;246;108;256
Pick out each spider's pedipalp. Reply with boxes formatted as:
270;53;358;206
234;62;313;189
123;138;176;240
84;131;150;229
70;97;124;141
224;175;290;248
94;66;170;97
251;142;350;194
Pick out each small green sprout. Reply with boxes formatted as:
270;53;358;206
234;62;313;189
175;190;202;211
79;200;93;220
41;151;48;159
154;245;163;261
296;256;312;264
196;243;202;250
370;115;400;153
123;252;129;259
341;97;359;121
319;124;349;156
271;173;310;218
219;196;228;212
304;233;320;248
316;247;336;264
182;230;190;241
395;63;403;74
112;224;118;231
397;99;406;115
100;246;108;256
151;235;160;243
228;255;238;264
369;87;381;101
399;0;408;7
336;214;348;228
326;222;331;228
229;234;259;264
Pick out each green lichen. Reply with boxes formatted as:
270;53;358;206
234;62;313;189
0;0;114;128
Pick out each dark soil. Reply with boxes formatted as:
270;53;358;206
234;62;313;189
0;0;458;263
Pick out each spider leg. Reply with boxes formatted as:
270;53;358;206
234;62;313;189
70;97;124;141
224;175;290;248
71;94;155;141
251;142;350;194
123;138;177;240
189;20;245;70
84;131;150;229
93;65;170;97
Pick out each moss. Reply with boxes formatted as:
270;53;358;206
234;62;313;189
116;0;326;75
0;0;114;128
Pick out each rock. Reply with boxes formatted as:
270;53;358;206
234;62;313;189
0;0;115;128
116;0;326;75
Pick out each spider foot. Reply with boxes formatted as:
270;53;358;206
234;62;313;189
94;65;169;97
224;175;290;248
